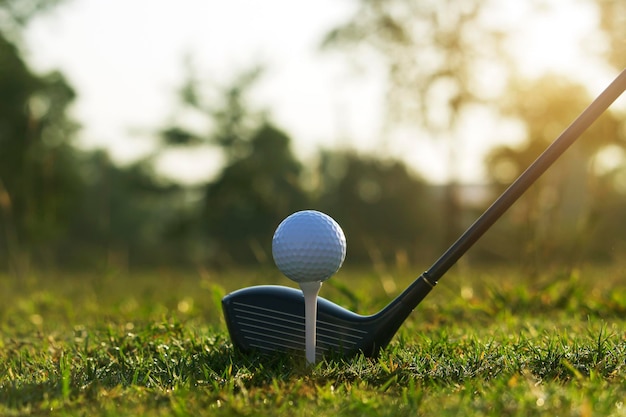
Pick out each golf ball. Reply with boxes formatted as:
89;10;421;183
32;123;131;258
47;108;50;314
272;210;346;283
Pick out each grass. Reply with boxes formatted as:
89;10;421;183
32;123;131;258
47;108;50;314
1;264;625;416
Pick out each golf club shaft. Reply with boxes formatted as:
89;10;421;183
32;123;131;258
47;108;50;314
399;68;626;309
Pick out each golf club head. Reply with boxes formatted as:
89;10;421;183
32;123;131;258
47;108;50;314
222;285;412;359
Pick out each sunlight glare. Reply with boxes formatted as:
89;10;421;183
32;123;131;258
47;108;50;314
592;145;626;176
506;0;604;79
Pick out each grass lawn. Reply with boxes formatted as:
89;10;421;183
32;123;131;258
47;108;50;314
1;264;625;416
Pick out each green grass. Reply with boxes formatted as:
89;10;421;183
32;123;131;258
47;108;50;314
1;265;625;416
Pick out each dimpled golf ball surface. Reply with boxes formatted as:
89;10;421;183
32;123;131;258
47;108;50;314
272;210;346;283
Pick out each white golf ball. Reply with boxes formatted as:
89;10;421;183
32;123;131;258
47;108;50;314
272;210;346;283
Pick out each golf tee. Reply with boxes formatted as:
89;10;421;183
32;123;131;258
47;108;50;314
299;281;322;364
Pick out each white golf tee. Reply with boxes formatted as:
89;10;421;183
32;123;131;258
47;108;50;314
299;280;322;364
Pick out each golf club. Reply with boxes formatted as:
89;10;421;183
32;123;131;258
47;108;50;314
222;68;626;359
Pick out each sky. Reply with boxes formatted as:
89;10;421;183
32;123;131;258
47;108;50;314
23;0;619;184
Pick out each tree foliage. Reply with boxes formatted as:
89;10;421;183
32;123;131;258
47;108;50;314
595;0;626;69
316;151;441;264
0;29;82;271
487;75;625;185
159;65;264;163
322;0;507;246
483;74;626;266
65;152;188;268
322;0;505;129
203;123;309;265
0;0;65;35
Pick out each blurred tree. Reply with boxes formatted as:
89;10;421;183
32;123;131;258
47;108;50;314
322;0;506;247
0;0;65;39
316;150;440;265
160;64;263;163
203;124;309;265
594;0;625;69
580;0;626;260
0;0;190;271
0;28;82;272
484;75;626;265
158;66;309;266
588;173;626;261
63;151;191;269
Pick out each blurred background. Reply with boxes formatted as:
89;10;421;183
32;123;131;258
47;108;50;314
0;0;625;276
